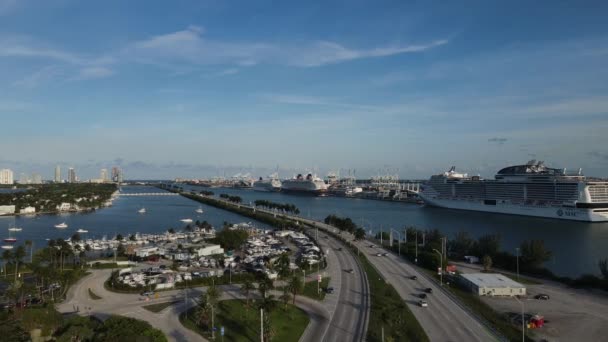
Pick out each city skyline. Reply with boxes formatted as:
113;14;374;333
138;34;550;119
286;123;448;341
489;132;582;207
1;1;608;178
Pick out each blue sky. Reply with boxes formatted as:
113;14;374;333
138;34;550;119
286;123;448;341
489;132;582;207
1;0;607;179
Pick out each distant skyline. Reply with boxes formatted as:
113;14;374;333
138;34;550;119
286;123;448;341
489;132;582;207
1;1;608;179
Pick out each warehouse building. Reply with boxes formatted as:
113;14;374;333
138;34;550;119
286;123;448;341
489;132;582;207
460;273;526;297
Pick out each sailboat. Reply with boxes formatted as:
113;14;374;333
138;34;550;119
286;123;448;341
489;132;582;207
8;219;22;232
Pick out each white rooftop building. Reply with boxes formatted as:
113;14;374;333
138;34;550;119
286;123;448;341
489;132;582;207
0;169;14;185
460;273;526;297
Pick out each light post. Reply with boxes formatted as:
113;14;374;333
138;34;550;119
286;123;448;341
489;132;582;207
390;229;401;256
514;296;525;342
415;231;418;264
516;247;520;281
433;249;443;286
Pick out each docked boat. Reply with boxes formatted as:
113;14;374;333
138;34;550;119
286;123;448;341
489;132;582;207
8;227;22;232
419;160;608;222
54;222;68;229
1;245;13;250
281;173;328;195
4;228;17;243
253;173;282;192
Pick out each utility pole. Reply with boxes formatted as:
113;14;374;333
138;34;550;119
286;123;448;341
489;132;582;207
516;247;520;281
260;308;264;342
415;231;418;264
380;225;383;246
212;305;215;340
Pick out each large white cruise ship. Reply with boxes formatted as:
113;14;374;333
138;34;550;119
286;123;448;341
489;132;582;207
419;160;608;222
253;173;282;192
281;173;328;195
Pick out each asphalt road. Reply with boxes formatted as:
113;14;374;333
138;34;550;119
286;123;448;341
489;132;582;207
315;230;370;342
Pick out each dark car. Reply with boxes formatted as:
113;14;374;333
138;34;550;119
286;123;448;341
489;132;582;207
419;293;427;299
424;288;433;293
325;287;335;294
534;294;550;300
410;275;417;280
337;247;343;251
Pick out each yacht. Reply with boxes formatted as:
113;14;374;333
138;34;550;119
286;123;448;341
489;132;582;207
180;218;193;223
195;207;204;214
54;222;68;229
8;227;22;232
138;207;146;214
76;229;89;233
419;160;608;222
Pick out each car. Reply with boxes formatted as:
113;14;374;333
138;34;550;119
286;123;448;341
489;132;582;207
382;253;388;256
369;244;375;248
424;288;433;293
419;300;428;307
376;253;383;256
347;269;355;274
535;294;550;300
410;275;418;280
141;291;155;296
419;293;427;299
325;287;335;294
159;265;166;269
337;247;343;251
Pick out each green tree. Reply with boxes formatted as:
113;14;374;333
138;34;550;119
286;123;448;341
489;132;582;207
115;234;124;241
71;233;81;242
600;258;608;280
257;275;274;299
520;240;552;269
168;228;175;234
476;234;501;258
274;253;291;279
449;231;475;258
279;287;291;309
129;234;136;241
287;274;303;305
240;278;255;308
482;255;493;272
354;227;366;240
13;245;26;280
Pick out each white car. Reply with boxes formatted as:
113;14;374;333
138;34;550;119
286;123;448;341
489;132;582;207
376;253;383;256
419;300;428;307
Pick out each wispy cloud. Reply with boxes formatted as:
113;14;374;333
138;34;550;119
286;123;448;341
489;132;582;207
73;66;114;80
13;65;62;88
126;25;447;68
260;93;380;111
488;137;508;144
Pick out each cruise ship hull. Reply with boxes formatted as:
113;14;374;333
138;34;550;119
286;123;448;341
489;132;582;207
280;187;328;196
420;196;608;222
253;186;281;192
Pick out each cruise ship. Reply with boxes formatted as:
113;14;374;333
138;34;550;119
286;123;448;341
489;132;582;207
419;160;608;222
281;173;328;195
253;174;282;192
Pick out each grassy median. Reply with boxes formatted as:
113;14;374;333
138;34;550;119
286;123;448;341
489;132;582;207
143;301;178;313
355;251;429;342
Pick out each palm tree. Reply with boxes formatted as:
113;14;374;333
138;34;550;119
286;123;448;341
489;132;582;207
1;250;12;278
13;245;26;282
287;274;303;305
257;275;274;299
206;284;222;308
279;287;291;309
274;252;291;280
24;240;33;263
240;278;255;308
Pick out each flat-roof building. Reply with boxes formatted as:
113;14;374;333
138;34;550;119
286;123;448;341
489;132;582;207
460;273;526;297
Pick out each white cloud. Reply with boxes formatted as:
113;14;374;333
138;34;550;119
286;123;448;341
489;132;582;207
75;66;114;80
126;26;447;68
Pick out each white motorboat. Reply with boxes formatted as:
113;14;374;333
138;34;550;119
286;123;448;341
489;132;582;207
180;218;193;223
77;229;89;233
55;222;68;229
138;208;146;214
195;207;204;214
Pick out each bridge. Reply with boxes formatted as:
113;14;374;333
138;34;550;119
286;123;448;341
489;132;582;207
117;192;179;196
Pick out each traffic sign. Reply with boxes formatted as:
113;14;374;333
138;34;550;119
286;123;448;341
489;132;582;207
317;274;322;283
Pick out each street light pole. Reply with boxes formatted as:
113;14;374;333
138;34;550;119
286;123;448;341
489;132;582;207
516;247;520;281
415;231;418;264
433;248;443;286
390;229;401;256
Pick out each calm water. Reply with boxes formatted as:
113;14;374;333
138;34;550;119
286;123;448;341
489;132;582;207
2;185;607;277
182;185;608;278
0;186;271;257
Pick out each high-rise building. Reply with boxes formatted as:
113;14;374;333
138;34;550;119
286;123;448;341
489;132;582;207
111;166;123;183
100;168;108;182
55;165;61;183
32;173;43;184
18;173;29;184
68;168;76;183
0;169;14;185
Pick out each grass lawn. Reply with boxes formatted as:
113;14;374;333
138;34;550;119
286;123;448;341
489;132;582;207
88;288;102;300
180;299;309;341
356;251;429;342
143;301;178;313
301;277;330;300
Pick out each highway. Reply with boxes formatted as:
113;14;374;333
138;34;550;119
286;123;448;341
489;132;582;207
295;217;499;342
313;228;370;342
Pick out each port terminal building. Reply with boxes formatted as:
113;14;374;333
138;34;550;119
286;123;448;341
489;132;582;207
460;273;526;297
